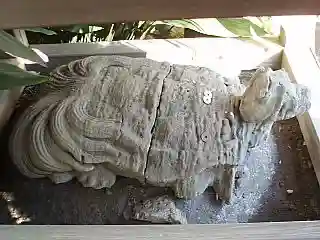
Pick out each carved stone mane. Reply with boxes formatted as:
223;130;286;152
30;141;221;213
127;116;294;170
9;55;311;202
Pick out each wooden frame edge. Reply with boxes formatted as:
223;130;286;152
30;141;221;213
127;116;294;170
23;38;283;74
1;1;320;29
0;221;320;239
281;17;320;185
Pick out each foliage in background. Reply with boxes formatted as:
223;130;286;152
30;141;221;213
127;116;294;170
0;30;49;90
0;62;47;90
25;17;278;44
0;17;278;90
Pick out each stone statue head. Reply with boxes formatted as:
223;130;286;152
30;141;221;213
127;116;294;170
239;67;311;123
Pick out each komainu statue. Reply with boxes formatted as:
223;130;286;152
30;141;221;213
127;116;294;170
9;55;311;202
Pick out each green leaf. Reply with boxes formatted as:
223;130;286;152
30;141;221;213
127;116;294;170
88;26;104;32
67;25;103;34
157;18;239;37
0;30;46;65
159;19;205;33
158;18;271;38
216;18;269;37
183;18;235;37
24;28;57;35
0;62;48;90
67;25;89;33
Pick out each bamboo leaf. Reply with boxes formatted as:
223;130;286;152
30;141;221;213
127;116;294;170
157;18;236;37
159;18;271;38
68;25;89;33
0;62;48;90
216;18;269;37
24;28;57;35
140;23;156;40
159;19;205;33
0;30;47;65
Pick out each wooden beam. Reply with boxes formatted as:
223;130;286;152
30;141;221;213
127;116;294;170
280;17;320;186
1;221;320;239
22;38;282;73
282;46;320;185
282;46;320;182
0;0;320;29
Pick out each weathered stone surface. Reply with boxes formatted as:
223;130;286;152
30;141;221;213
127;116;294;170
76;164;116;189
146;65;240;187
9;56;311;202
239;68;311;123
131;195;188;224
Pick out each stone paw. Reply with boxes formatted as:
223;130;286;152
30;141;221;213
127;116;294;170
49;172;75;184
76;165;116;189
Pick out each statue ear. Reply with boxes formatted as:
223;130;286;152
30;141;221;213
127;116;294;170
239;68;285;123
246;67;271;100
239;68;271;122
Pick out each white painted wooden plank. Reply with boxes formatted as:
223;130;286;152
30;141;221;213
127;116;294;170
282;46;320;185
128;38;282;77
31;42;145;58
21;41;146;74
0;221;319;239
27;38;282;78
281;17;320;185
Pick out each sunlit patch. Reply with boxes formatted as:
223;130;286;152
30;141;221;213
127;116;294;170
1;192;14;202
0;192;31;224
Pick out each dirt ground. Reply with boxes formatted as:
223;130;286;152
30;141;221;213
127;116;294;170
0;103;320;224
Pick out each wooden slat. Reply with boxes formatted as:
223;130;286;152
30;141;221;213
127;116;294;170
280;17;320;186
0;0;320;29
1;221;320;239
23;38;282;74
282;46;320;185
